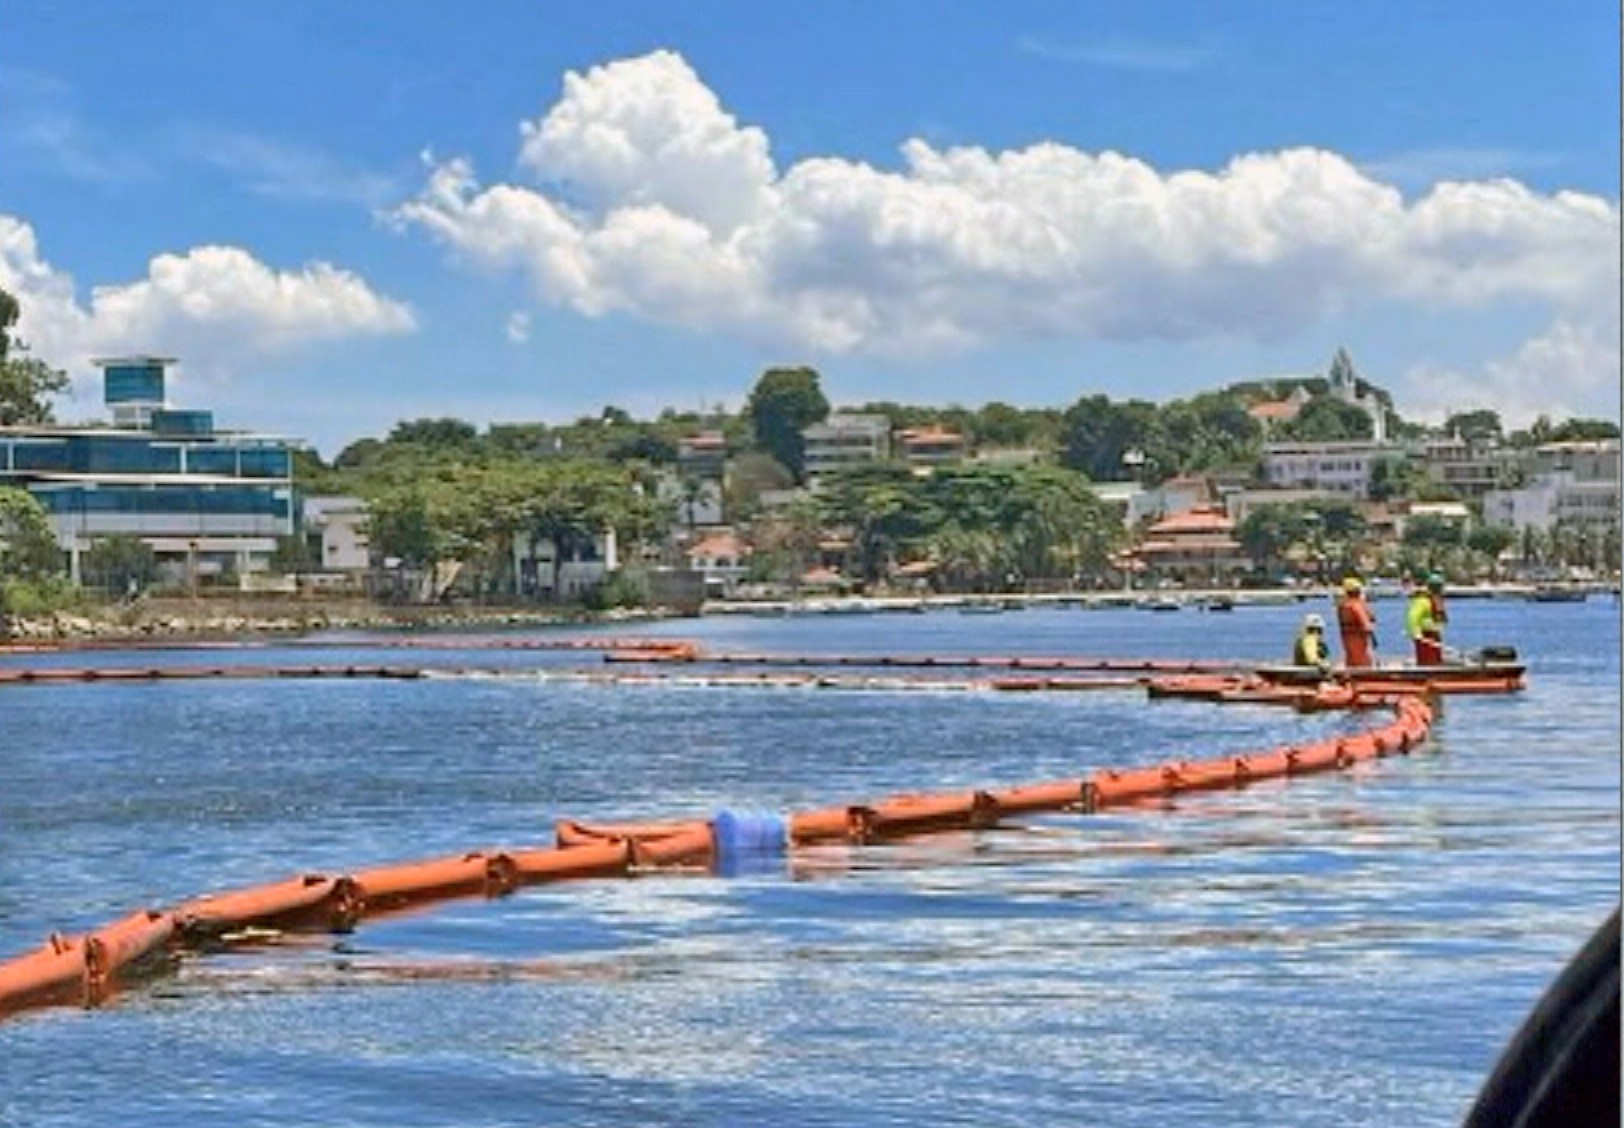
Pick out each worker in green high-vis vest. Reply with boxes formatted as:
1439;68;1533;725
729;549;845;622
1406;572;1448;665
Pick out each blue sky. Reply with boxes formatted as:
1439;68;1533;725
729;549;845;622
0;1;1617;454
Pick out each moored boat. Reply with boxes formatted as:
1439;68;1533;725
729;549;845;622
1254;649;1525;691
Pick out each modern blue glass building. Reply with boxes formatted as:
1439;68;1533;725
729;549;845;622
0;357;296;583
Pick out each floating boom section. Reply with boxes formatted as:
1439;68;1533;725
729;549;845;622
0;655;1476;1023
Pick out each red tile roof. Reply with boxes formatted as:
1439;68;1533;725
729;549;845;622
1248;400;1301;421
1146;508;1235;535
688;532;748;559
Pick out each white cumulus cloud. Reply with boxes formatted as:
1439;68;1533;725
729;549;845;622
393;49;1620;415
0;213;416;393
1402;319;1621;429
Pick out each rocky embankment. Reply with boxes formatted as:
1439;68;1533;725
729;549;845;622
1;602;669;646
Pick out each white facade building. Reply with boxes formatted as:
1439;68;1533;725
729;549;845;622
1483;440;1621;535
802;414;891;485
685;530;751;597
511;529;619;600
1261;441;1399;499
302;495;370;572
1;357;295;584
1421;436;1508;498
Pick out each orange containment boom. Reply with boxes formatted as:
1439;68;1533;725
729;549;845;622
175;874;354;939
85;909;175;1003
348;853;515;918
0;934;88;1016
0;680;1442;1024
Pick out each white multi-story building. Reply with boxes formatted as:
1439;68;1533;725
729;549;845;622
1260;440;1399;499
896;426;966;469
302;495;371;572
802;414;891;485
511;529;619;600
1484;440;1621;535
676;432;728;481
1421;436;1509;498
1;357;295;584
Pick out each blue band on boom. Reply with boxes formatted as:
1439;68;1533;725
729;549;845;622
712;810;788;859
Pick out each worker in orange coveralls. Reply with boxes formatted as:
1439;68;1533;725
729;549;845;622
1335;576;1377;668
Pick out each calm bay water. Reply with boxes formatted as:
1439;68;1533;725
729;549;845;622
1;598;1617;1126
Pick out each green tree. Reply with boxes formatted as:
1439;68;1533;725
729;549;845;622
1280;396;1374;442
367;487;444;570
1368;456;1432;503
0;486;62;579
1402;515;1465;571
1547;417;1622;443
388;417;480;448
0;286;70;426
333;437;386;470
1158;393;1263;473
1238;505;1313;576
723;450;795;519
1466;525;1516;576
1443;409;1504;444
819;463;924;584
1059;395;1161;482
753;495;826;592
745;367;829;480
1002;464;1121;582
83;535;158;595
291;446;345;493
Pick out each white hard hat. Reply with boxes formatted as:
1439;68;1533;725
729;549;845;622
1304;613;1325;630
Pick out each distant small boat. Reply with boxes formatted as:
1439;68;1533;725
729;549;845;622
1529;585;1587;603
1137;597;1181;612
1200;596;1235;612
959;601;1005;615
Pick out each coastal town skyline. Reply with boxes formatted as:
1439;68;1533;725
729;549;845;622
0;3;1617;455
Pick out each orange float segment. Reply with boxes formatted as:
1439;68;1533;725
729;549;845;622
788;805;874;844
630;825;715;868
1337;733;1381;764
1088;764;1172;809
0;934;88;1015
507;841;632;885
1234;750;1292;783
1285;740;1343;776
347;852;507;915
85;909;176;1001
865;791;999;837
1158;760;1240;795
175;874;351;938
986;779;1088;815
554;819;706;848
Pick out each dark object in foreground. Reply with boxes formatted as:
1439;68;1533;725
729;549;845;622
1462;907;1619;1128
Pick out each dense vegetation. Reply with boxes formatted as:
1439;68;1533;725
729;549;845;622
0;282;1619;606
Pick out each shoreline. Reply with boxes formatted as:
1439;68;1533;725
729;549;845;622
0;599;678;648
3;579;1610;648
701;579;1617;616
